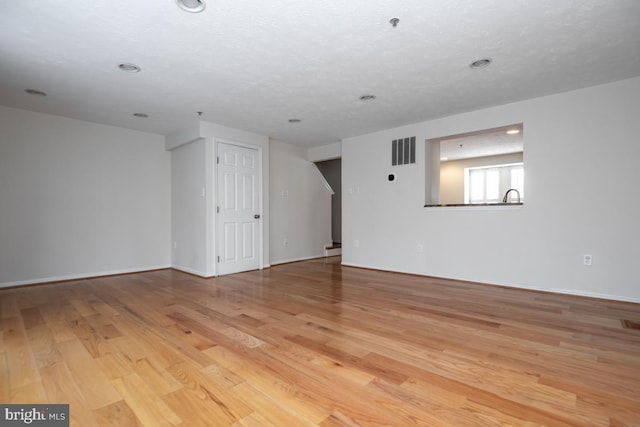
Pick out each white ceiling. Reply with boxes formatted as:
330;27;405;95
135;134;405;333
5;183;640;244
438;124;523;161
1;0;639;147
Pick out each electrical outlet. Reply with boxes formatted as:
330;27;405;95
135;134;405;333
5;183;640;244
416;243;424;253
283;239;288;246
583;254;592;266
173;241;178;249
354;239;360;248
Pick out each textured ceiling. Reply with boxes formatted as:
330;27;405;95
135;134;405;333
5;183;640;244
1;0;639;146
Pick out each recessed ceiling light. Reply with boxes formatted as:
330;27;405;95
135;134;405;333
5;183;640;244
440;157;449;161
176;0;206;13
359;94;376;102
133;113;148;118
118;63;141;73
288;118;301;123
25;89;47;96
506;129;521;135
469;58;492;69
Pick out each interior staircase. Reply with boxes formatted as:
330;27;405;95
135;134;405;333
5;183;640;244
324;243;342;257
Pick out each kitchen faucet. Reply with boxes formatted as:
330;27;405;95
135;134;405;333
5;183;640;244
502;188;521;203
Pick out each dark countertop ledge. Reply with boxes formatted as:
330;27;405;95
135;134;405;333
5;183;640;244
424;202;524;207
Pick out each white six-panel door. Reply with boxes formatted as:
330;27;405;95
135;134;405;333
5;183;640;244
216;142;261;275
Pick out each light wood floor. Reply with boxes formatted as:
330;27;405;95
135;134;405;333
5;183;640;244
2;257;640;426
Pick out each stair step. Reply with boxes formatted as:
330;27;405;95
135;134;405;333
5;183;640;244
325;246;342;257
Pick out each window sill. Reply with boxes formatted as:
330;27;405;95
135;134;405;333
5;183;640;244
424;202;523;208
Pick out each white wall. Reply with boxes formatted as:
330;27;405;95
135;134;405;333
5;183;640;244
0;106;171;287
270;140;332;264
308;141;341;162
342;76;640;302
440;152;523;204
170;138;209;276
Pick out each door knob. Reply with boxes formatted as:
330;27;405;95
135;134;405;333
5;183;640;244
254;214;261;219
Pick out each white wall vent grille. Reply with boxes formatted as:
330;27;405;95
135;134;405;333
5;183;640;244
392;137;416;166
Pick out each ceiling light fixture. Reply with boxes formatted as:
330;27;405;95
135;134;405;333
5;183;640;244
440;157;449;161
359;94;376;102
506;129;521;135
25;89;47;96
469;58;492;69
176;0;206;13
288;118;301;123
118;63;141;73
133;113;148;118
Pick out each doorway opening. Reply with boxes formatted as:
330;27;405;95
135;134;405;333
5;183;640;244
314;158;341;248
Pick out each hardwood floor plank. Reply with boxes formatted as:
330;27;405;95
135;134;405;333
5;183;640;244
20;307;45;329
9;381;48;403
95;350;136;380
40;361;99;427
286;335;409;385
0;258;639;425
111;373;182;427
230;382;318;427
94;400;144;427
131;357;183;397
232;411;278;427
56;339;122;410
199;363;244;390
0;329;9;402
165;361;252;421
229;339;450;425
309;354;376;386
110;312;213;369
368;377;510;427
70;298;100;318
163;323;217;351
204;345;332;424
4;316;41;390
26;323;63;368
162;387;236;427
1;294;20;319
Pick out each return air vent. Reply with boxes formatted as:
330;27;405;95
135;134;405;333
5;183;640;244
392;137;416;166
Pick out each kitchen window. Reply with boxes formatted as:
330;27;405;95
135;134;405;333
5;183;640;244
464;163;523;204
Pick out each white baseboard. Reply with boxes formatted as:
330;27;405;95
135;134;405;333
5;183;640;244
529;288;640;304
270;254;326;266
341;262;640;304
0;264;172;289
170;264;215;278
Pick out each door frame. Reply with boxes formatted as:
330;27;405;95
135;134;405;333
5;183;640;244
214;139;264;275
